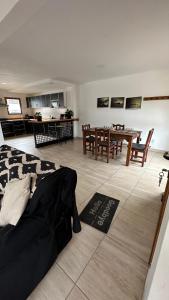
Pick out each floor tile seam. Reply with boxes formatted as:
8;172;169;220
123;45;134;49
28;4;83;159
136;170;160;181
115;175;141;196
104;234;149;268
75;232;106;286
65;284;90;300
77;190;99;209
89;169;122;195
56;224;104;286
121;204;159;227
55;262;76;285
125;192;162;205
116;206;159;227
134;180;163;193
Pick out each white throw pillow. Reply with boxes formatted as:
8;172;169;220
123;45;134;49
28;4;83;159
0;175;31;226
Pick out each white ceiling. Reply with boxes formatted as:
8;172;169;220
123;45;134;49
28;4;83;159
0;0;169;94
0;0;19;23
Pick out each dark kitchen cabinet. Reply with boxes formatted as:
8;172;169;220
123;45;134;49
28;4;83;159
12;121;26;135
26;92;64;108
1;122;14;137
1;120;28;137
58;92;64;107
45;94;51;107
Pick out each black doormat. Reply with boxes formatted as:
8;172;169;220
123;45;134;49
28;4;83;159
80;192;120;233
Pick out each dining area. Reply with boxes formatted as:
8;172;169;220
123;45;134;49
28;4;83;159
82;124;154;167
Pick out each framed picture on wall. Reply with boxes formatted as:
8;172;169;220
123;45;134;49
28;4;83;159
97;97;109;108
111;97;124;108
125;97;142;109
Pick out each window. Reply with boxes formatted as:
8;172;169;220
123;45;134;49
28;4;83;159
6;98;22;115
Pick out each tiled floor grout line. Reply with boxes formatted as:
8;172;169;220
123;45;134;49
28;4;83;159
6;137;167;300
75;164;136;281
55;263;75;284
57;229;105;299
65;283;90;300
104;234;149;267
74;232;106;286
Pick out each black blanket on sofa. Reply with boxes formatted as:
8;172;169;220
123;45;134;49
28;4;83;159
0;166;81;300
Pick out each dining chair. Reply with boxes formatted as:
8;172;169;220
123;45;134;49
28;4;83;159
112;124;125;131
112;124;125;154
82;124;95;154
95;128;116;163
130;128;154;167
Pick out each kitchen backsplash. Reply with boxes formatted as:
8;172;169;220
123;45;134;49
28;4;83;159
32;107;66;119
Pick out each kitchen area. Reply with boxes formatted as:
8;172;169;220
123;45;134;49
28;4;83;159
0;89;78;148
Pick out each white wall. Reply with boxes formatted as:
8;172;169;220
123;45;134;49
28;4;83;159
79;70;169;150
66;85;79;137
0;89;31;119
143;196;169;300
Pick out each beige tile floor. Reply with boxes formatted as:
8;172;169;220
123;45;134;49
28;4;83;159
5;136;169;300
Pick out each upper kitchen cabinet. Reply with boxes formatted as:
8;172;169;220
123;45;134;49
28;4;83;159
26;96;42;108
58;92;64;107
26;92;64;108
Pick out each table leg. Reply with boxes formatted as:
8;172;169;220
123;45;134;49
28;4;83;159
137;133;141;143
134;133;141;157
126;138;132;166
83;136;86;154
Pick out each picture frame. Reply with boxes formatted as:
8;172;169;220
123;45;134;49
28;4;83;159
110;97;124;108
125;97;142;109
97;97;109;108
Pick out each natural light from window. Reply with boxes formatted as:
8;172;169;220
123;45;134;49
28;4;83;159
6;98;22;114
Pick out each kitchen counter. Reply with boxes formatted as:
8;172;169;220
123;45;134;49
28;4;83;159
0;118;30;122
6;119;28;122
29;118;79;124
0;119;33;137
30;118;79;148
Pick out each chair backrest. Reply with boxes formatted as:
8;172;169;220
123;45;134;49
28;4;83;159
82;124;90;131
112;124;125;130
95;128;110;144
145;128;154;149
82;124;91;139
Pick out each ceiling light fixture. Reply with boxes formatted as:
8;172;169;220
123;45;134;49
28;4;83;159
1;82;7;85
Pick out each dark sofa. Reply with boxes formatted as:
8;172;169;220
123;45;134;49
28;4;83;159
0;164;81;300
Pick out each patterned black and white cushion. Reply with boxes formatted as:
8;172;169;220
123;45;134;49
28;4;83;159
0;145;58;197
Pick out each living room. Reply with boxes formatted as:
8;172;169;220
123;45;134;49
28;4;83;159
0;1;169;300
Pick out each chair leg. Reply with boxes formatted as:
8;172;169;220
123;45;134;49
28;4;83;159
135;150;138;158
92;142;94;154
145;149;148;162
116;142;118;155
142;152;146;167
95;144;98;160
107;147;109;163
112;148;114;159
83;141;86;154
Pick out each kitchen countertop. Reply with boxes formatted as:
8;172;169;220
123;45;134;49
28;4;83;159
29;118;79;124
5;119;29;122
0;118;30;122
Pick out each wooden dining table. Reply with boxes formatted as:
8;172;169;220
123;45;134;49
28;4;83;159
88;128;142;166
